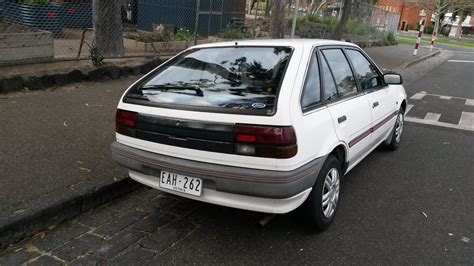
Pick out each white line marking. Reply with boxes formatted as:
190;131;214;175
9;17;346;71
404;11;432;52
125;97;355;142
424;112;441;121
447;60;474;63
406;104;414;114
405;117;474;132
466;99;474;106
412;92;472;101
459;112;474;128
410;93;426;100
440;96;451;100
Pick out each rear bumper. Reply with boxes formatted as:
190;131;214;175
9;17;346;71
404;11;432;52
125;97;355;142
129;171;312;214
111;142;325;212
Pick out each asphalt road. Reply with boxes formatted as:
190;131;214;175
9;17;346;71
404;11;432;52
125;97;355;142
1;49;473;264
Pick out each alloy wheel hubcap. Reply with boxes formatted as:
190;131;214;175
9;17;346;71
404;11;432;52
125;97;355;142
395;113;404;143
322;168;340;218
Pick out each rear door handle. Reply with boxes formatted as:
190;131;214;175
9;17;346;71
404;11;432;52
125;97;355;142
372;101;379;108
338;115;347;124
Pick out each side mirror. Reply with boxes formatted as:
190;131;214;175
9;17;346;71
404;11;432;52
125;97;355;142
383;73;403;85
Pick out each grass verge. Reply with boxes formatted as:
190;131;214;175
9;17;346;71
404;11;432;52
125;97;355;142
397;35;474;48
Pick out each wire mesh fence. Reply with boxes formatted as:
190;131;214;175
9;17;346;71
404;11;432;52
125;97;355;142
0;0;399;66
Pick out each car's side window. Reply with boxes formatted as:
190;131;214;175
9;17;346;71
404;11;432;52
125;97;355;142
346;49;381;91
321;55;338;101
321;49;358;98
301;53;321;109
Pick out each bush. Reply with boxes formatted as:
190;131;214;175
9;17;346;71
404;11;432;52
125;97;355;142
424;23;434;34
321;16;338;34
218;23;250;40
386;31;396;43
174;27;193;41
25;0;49;5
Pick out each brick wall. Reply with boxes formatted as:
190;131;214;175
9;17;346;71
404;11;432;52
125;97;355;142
376;0;434;30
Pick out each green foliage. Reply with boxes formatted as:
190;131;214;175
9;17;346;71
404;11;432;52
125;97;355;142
379;32;396;46
344;19;371;35
173;28;193;41
386;31;396;43
218;23;250;40
321;17;339;34
424;23;434;34
26;0;49;5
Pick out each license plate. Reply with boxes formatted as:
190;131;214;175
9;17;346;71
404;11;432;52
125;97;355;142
159;171;202;197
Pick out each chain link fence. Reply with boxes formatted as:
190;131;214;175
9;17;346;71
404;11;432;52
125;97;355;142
0;0;399;66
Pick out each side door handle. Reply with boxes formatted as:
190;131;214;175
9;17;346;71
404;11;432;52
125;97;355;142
372;101;379;108
338;115;347;124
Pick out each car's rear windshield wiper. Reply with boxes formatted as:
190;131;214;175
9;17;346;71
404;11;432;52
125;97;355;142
140;85;204;97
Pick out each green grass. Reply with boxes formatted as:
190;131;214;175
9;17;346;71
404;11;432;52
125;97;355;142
397;34;474;48
397;39;416;45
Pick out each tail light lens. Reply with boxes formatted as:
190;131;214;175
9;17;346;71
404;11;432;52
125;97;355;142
116;109;137;137
234;124;297;158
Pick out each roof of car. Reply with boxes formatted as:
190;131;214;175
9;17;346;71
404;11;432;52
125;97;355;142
192;39;359;50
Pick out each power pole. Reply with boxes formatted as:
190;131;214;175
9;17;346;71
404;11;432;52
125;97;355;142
92;0;124;57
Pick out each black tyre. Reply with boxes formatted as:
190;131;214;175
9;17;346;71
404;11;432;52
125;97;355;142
384;107;404;151
302;155;341;231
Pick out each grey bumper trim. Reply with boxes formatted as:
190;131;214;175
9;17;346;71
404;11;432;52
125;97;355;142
111;142;325;199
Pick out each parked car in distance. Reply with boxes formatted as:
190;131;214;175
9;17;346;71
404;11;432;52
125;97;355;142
112;39;407;230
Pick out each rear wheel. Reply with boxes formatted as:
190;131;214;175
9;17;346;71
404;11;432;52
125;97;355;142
302;155;341;231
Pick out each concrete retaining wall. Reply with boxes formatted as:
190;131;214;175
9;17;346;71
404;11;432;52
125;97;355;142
0;31;54;65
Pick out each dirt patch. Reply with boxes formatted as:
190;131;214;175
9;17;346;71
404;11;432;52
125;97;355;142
0;22;38;34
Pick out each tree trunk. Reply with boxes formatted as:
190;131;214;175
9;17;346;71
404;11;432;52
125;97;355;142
265;0;271;16
270;0;286;38
248;0;258;14
454;14;463;39
93;0;124;57
334;0;351;40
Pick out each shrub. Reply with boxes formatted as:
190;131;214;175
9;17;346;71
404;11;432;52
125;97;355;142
321;16;338;34
26;0;49;5
174;27;193;41
218;23;250;40
424;23;434;34
386;31;396;43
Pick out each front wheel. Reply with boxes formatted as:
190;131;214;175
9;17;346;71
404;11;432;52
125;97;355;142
384;108;404;150
301;155;341;231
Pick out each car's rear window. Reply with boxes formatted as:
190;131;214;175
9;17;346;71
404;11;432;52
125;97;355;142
124;46;293;115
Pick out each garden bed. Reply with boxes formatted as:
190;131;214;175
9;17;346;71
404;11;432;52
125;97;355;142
124;35;224;55
0;22;54;65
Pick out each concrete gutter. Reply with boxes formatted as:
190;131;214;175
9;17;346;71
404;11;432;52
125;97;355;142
0;179;142;248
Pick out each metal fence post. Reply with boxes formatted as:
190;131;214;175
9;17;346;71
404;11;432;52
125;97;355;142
290;0;299;38
194;0;200;45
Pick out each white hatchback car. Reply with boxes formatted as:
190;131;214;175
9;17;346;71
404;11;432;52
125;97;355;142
112;39;407;230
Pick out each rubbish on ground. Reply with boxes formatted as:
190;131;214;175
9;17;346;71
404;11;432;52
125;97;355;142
79;167;91;173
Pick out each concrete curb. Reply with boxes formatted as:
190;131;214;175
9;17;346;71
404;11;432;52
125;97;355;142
400;49;442;69
0;58;163;94
0;178;142;249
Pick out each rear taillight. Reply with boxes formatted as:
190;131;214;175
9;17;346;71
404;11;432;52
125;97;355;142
116;109;137;137
234;124;297;158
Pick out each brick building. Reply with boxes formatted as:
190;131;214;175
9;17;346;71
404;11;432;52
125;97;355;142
376;0;434;30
